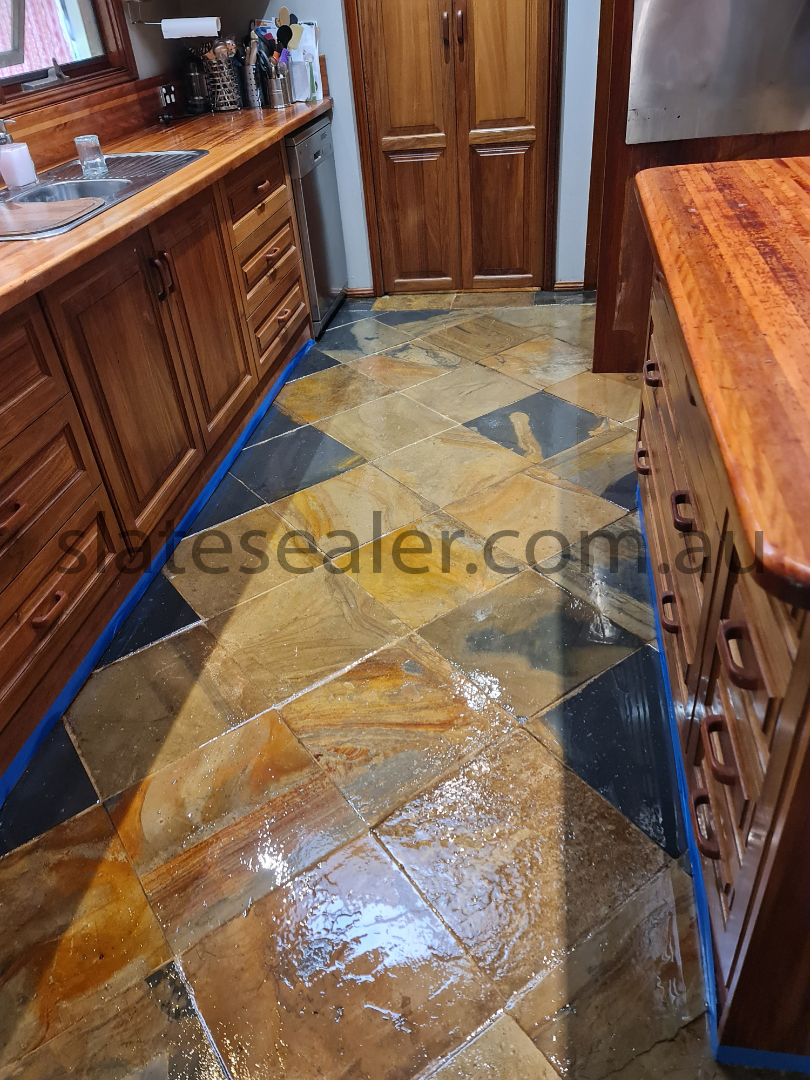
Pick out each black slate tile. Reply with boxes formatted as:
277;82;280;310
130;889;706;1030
229;424;366;503
97;574;200;668
187;472;264;533
373;309;453;328
321;298;376;330
537;646;686;858
463;390;606;461
245;403;303;447
287;346;342;381
602;468;639;511
0;724;98;855
535;290;596;306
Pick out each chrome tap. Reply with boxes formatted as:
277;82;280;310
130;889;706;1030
0;120;15;146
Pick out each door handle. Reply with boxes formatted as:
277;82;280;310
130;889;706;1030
442;11;450;45
456;8;464;43
149;255;174;302
0;500;28;539
32;589;68;631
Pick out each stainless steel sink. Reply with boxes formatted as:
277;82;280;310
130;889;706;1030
0;150;209;241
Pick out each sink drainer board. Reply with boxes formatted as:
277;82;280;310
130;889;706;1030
0;150;209;241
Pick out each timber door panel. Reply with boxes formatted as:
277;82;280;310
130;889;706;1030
358;0;461;291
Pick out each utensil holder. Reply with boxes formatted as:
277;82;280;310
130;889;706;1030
202;53;242;112
241;64;263;109
267;82;285;110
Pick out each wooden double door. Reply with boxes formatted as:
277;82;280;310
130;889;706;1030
357;0;555;292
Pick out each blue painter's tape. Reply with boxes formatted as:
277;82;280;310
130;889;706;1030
638;485;810;1077
0;339;314;808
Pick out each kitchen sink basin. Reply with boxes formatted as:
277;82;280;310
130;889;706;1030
0;150;209;241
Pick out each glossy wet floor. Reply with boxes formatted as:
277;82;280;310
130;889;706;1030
0;295;790;1079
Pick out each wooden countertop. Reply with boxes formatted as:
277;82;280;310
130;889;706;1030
636;157;810;591
0;100;331;317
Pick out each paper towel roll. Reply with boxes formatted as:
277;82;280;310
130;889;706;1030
161;18;221;39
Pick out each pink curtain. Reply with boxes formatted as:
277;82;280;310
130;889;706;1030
1;0;77;78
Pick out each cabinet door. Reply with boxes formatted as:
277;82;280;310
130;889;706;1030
358;0;462;292
43;232;203;545
0;296;69;451
454;0;548;288
149;188;257;450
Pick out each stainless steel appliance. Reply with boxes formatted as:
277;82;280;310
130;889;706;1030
285;116;348;337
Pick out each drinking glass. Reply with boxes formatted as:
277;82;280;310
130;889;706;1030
74;135;109;179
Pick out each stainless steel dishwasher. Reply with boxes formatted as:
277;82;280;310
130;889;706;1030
285;115;348;337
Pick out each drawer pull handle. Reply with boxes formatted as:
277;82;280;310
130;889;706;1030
265;246;281;267
149;255;174;302
700;714;737;786
31;590;68;631
456;7;464;43
0;500;28;539
256;179;272;196
718;619;761;691
671;490;694;533
277;307;292;326
690;790;721;860
442;10;450;44
660;592;679;634
644;360;662;388
634;446;651;476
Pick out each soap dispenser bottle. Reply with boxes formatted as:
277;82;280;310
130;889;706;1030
0;120;39;191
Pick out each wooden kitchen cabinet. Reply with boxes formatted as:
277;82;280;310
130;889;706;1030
0;296;69;451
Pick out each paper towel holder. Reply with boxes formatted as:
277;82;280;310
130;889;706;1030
125;1;163;26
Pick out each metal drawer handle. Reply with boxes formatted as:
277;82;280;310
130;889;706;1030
644;360;662;388
265;246;281;267
0;500;28;539
690;790;721;860
660;592;679;635
31;589;68;631
277;307;292;326
442;11;450;44
634;446;651;476
671;490;694;533
718;619;761;691
700;714;737;786
256;179;272;196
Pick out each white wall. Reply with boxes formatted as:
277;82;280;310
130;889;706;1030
128;0;183;78
555;0;601;285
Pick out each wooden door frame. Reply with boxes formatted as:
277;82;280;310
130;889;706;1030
344;0;566;295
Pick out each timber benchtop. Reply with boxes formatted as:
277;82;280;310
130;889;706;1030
0;99;331;317
636;157;810;592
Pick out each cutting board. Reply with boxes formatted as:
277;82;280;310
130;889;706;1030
0;197;105;237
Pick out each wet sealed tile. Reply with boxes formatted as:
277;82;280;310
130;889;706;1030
497;304;596;350
531;426;638;509
281;636;515;824
509;865;704;1079
244;402;304;446
422;316;533;364
478;335;592;388
373;309;456;337
404;363;534;423
0;961;226;1079
109;711;363;950
452;291;535;308
316;393;455;460
286;345;342;380
164;505;322;618
420;570;642;719
530;647;684;857
376;426;526;508
318;316;409;362
66;625;270;799
353;339;464;389
445;471;626;568
187;471;264;534
548;372;642;423
463;390;609;462
0;723;97;857
0;805;170;1066
97;573;200;668
536;512;654;641
373;292;457;311
181;833;503;1080
322;299;376;330
206;567;407;706
229;424;366;503
272;463;434;554
334;512;523;630
430;1016;559;1080
376;730;668;998
274;363;393;422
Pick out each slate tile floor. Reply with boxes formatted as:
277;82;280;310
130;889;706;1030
1;293;793;1079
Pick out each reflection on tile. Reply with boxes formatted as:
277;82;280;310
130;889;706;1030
0;961;226;1079
420;570;642;719
353;339;464;389
316;392;455;460
0;805;170;1066
537;512;654;641
496;304;596;350
373;292;457;310
272;463;433;553
548;371;642;423
373;309;456;337
404;364;533;423
531;647;684;857
423;315;533;362
164;505;321;618
319;316;409;362
181;834;503;1080
66;625;269;799
445;471;626;567
229;424;365;503
377;730;667;997
206;567;407;706
431;1016;559;1080
274;363;392;422
0;724;97;857
244;402;303;446
452;291;535;308
464;390;608;462
376;426;526;508
531;426;638;509
334;512;523;629
321;299;375;330
109;712;363;950
187;471;264;534
509;865;704;1078
281;636;514;824
97;573;200;667
478;335;591;388
286;345;342;380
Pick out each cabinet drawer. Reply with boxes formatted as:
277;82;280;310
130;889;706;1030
248;272;308;367
0;490;121;727
224;145;290;247
0;297;69;451
0;397;101;595
238;205;299;315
